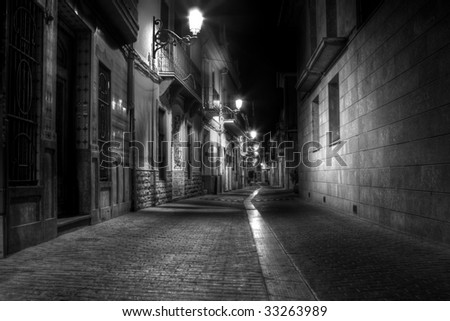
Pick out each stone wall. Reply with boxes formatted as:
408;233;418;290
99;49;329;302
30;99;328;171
135;169;155;209
134;170;173;209
298;0;450;243
171;170;185;199
134;168;202;209
155;170;172;206
185;170;203;198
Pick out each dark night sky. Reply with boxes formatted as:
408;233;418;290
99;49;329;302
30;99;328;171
190;0;295;135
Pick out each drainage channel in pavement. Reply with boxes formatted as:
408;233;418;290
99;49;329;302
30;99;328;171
245;188;318;301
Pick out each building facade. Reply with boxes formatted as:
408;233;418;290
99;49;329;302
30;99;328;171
201;26;246;194
0;0;138;256
285;0;450;244
0;0;246;256
132;0;205;209
267;73;298;189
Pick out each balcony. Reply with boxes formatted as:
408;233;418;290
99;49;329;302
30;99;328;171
157;45;202;102
223;113;247;137
202;87;221;119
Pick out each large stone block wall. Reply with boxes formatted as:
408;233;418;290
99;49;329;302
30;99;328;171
135;170;173;209
134;169;202;209
155;170;172;205
298;0;450;243
185;170;203;198
135;169;155;209
172;170;185;199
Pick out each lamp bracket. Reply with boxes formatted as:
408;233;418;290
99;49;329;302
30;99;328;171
152;17;196;58
217;104;239;115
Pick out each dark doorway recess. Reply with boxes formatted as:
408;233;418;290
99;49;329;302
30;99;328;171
55;21;84;232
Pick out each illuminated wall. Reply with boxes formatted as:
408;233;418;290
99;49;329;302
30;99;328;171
296;0;450;243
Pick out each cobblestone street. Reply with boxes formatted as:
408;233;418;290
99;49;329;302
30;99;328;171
0;187;266;300
253;188;450;300
0;186;450;300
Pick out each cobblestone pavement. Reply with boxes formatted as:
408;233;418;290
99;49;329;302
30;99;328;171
0;186;267;300
253;187;450;300
2;185;450;301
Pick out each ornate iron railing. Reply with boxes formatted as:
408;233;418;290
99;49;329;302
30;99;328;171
98;63;111;181
7;0;43;185
157;44;202;99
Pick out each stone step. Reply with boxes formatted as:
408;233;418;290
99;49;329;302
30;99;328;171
57;215;91;235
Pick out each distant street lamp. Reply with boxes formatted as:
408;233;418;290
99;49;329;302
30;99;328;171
250;130;257;139
152;8;204;58
235;99;243;110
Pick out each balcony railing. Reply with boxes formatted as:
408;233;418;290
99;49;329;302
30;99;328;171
202;86;220;113
157;45;202;100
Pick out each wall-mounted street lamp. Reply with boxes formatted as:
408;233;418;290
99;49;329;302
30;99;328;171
152;8;204;58
213;98;243;133
213;98;243;114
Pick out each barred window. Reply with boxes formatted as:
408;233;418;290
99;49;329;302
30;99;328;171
98;63;111;181
7;0;43;185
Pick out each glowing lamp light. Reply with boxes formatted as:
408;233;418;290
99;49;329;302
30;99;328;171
189;8;203;36
235;99;243;110
250;130;257;139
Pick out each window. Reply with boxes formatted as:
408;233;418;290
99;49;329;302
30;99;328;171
187;124;193;179
158;108;167;180
161;0;169;27
357;0;383;27
308;0;317;52
312;95;320;144
202;129;209;175
210;70;220;107
7;0;43;185
98;63;111;181
328;74;340;144
326;0;337;37
234;148;239;181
